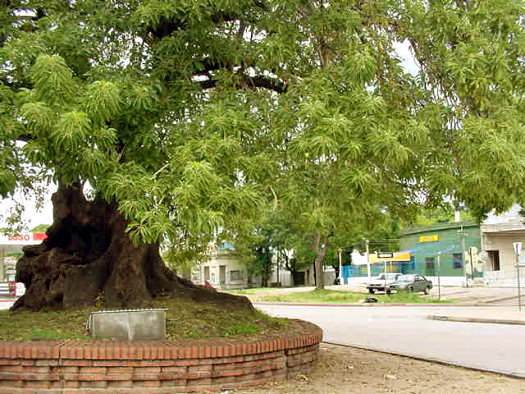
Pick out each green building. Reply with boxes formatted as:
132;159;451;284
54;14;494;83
400;221;481;277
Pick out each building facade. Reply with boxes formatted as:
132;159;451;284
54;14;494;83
0;232;47;282
400;221;482;280
196;243;250;290
481;205;525;284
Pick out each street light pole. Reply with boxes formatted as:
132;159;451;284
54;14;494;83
365;239;371;281
514;242;522;312
437;252;441;301
338;248;342;286
458;226;468;287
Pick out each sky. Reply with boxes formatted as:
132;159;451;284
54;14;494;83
0;187;55;230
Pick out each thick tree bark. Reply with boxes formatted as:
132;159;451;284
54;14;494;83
11;184;253;312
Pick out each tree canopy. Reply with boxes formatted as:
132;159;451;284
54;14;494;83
1;1;524;294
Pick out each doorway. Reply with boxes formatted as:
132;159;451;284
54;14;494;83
487;250;500;271
219;265;226;285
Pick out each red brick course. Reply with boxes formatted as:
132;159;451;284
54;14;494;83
0;319;321;393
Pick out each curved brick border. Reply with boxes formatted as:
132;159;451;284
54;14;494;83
0;319;322;393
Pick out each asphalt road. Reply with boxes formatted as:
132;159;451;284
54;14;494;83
257;304;525;378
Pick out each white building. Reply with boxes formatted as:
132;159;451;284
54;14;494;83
196;242;250;289
481;205;525;285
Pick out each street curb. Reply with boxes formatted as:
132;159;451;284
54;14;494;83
322;341;525;379
483;295;524;304
254;302;482;308
428;315;525;325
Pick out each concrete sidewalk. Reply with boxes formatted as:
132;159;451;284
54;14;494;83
428;307;525;325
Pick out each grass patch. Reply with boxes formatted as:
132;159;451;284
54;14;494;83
0;298;288;342
225;288;274;295
249;289;454;304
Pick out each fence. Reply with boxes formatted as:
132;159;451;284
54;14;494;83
342;261;483;279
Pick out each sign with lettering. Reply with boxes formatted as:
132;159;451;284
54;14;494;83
0;233;47;245
419;234;439;243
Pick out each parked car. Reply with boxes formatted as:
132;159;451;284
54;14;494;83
366;273;402;294
392;274;433;294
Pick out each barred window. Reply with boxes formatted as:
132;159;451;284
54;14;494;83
425;257;435;270
453;253;463;269
230;270;244;281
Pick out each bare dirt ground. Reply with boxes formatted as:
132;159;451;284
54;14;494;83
232;343;525;394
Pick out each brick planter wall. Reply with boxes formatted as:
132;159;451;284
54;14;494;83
0;319;322;393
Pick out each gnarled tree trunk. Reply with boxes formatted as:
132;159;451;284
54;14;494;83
12;184;253;312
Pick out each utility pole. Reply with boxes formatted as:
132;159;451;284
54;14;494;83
468;247;474;285
514;242;522;312
276;249;280;288
437;252;441;301
458;226;468;287
364;239;371;280
338;248;342;286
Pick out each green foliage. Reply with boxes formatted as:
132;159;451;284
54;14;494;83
30;223;50;233
0;0;523;268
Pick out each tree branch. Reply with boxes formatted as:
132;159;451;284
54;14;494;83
196;74;286;93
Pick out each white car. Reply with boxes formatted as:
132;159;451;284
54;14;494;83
366;273;402;294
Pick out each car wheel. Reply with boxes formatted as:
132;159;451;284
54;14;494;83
408;286;414;292
424;286;430;295
368;289;374;294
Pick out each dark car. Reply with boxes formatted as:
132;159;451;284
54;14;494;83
366;273;402;294
392;274;433;294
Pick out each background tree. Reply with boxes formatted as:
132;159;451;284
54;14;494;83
249;227;275;288
29;224;50;233
0;0;523;309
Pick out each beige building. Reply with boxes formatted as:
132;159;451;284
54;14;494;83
196;243;249;289
481;205;525;284
196;243;322;289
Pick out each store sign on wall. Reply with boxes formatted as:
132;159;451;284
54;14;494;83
419;234;439;243
2;233;47;244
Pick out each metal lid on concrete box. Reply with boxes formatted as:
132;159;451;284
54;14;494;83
87;309;167;341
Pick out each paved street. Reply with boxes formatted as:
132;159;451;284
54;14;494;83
257;304;525;378
0;299;13;310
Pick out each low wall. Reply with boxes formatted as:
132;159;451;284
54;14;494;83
0;319;322;393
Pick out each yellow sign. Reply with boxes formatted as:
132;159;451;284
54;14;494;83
368;251;411;263
419;234;439;243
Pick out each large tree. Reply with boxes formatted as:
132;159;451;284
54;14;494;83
1;1;523;308
265;0;524;289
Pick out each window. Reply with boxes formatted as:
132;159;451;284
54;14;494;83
453;253;463;269
425;257;435;270
230;270;244;282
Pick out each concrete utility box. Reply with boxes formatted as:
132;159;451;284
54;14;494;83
87;309;167;341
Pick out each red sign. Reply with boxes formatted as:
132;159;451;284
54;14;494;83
33;233;47;241
6;233;47;242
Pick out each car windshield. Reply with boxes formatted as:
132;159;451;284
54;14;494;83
378;273;398;280
396;275;415;282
